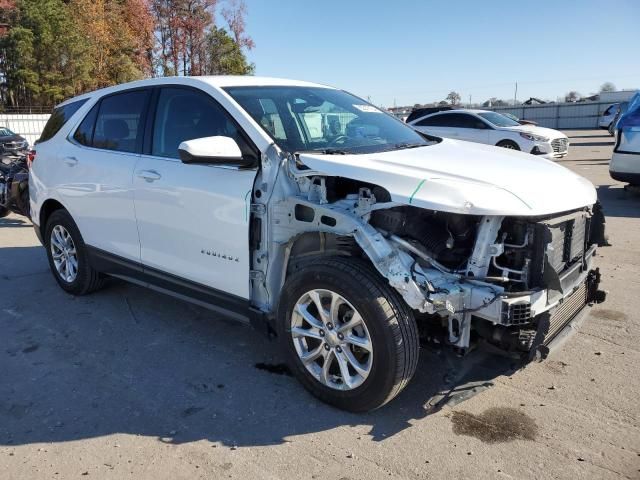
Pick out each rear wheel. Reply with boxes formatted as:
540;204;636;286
277;257;419;412
496;139;520;150
45;209;104;295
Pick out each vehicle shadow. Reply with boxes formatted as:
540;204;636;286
0;216;31;228
566;134;612;139
568;141;615;147
597;184;640;218
0;246;518;448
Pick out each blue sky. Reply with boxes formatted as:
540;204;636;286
242;0;639;107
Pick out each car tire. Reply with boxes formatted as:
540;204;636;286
45;209;104;295
276;256;419;412
496;140;520;150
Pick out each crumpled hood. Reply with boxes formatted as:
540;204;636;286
297;138;596;216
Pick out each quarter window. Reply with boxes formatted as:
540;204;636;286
151;87;251;160
92;90;149;153
39;99;88;143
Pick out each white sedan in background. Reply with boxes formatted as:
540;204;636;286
409;109;569;159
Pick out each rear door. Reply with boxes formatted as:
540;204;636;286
132;86;259;298
57;88;150;262
449;113;491;144
412;113;453;137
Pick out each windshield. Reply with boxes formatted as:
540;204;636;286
478;112;521;127
0;127;15;136
224;86;433;154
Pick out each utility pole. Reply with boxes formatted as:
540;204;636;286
514;82;518;106
469;94;472;108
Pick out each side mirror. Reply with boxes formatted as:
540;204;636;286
178;136;249;166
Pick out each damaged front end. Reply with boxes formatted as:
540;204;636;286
249;146;606;361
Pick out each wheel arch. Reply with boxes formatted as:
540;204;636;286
495;138;521;150
38;198;68;238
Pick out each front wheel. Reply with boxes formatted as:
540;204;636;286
276;257;419;412
496;139;520;150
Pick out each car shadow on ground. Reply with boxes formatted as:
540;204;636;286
0;216;31;228
567;141;615;147
0;246;519;448
597;184;640;218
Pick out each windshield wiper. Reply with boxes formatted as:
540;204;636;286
393;142;426;150
307;148;349;155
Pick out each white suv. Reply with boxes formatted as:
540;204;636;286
30;77;605;411
409;109;570;159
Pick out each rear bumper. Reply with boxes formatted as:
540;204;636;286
610;152;640;185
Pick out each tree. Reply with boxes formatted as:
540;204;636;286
203;26;253;74
0;0;89;106
600;82;616;93
221;0;254;50
69;0;155;88
446;91;461;105
565;91;581;102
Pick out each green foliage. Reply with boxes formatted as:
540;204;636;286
0;0;255;107
0;0;90;106
204;27;254;75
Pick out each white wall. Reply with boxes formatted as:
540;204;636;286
0;114;50;146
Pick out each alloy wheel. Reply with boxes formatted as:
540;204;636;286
50;225;78;283
290;289;373;390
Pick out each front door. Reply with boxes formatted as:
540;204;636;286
132;86;258;298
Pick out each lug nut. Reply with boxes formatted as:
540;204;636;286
319;330;325;336
336;346;342;353
327;323;334;330
337;333;344;340
324;344;330;351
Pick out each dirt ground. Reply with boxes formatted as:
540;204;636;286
1;129;639;479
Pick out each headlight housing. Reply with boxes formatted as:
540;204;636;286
519;132;549;142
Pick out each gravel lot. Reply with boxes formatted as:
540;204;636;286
1;129;639;479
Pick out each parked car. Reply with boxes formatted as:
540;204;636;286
599;103;620;131
0;127;29;159
405;106;452;124
409;109;569;158
608;101;629;136
610;92;640;185
501;112;538;126
30;77;605;412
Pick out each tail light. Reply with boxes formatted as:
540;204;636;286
27;149;36;168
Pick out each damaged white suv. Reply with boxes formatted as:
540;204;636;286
30;77;606;412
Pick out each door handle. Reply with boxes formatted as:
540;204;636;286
137;169;162;182
64;156;78;166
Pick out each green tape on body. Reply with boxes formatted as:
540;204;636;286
409;179;426;204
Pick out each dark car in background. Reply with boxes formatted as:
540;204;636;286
405;106;453;123
0;127;29;158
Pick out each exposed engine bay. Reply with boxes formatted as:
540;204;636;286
248;145;607;360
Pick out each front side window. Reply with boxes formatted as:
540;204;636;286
0;127;15;136
477;112;521;127
225;86;434;154
152;87;252;160
39;99;88;143
92;90;149;153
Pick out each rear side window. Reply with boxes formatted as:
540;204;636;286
92;90;149;153
416;114;447;127
39;99;88;143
